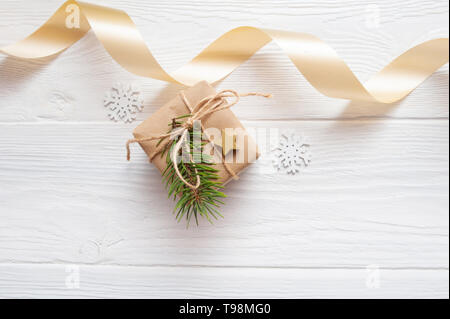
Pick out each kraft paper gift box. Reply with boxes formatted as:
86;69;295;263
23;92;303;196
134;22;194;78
132;81;259;185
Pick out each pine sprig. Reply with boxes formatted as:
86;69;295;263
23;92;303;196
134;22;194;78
161;115;226;227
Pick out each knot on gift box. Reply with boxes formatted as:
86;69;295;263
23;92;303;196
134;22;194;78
126;88;271;190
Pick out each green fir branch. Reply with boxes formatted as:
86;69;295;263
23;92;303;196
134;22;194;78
161;115;226;227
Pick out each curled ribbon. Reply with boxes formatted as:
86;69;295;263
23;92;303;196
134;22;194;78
0;0;449;103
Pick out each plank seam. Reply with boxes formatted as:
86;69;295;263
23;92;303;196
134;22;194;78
0;262;447;271
0;118;448;126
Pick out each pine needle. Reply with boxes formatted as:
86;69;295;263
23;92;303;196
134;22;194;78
160;117;226;227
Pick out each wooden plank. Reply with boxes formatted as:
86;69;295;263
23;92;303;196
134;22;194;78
0;121;447;268
0;0;448;121
0;0;448;298
0;264;447;298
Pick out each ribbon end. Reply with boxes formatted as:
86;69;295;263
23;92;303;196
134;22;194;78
126;139;135;161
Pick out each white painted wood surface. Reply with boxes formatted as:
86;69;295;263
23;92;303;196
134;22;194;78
0;0;448;298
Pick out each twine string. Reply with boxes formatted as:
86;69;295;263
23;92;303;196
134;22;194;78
126;89;271;189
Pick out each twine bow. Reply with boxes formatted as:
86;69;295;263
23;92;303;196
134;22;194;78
126;89;271;189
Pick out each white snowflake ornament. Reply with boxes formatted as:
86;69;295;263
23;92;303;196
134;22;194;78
273;132;311;175
104;83;144;123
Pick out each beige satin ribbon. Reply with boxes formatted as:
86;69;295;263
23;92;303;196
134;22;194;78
1;0;448;103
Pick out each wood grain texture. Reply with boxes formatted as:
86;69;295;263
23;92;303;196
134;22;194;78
0;0;448;298
0;121;447;269
0;0;448;122
0;264;448;298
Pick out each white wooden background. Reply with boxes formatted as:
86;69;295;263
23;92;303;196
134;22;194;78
0;0;448;299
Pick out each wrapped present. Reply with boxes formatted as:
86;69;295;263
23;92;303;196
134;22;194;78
126;81;270;225
130;81;264;184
